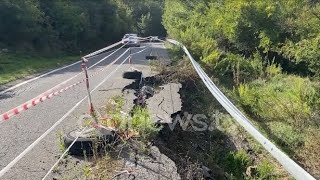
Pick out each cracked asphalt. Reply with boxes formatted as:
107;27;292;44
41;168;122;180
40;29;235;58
0;42;170;179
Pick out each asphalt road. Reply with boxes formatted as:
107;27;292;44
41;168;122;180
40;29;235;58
0;42;169;179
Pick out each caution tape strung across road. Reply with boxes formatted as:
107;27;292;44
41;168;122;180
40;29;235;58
1;80;85;121
166;38;315;180
0;44;150;123
84;37;149;58
0;52;136;178
84;41;123;59
0;41;150;178
0;43;132;123
41;46;150;179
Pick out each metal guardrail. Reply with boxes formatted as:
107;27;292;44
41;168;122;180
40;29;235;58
167;38;315;180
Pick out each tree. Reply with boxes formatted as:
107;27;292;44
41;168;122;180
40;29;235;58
0;0;166;53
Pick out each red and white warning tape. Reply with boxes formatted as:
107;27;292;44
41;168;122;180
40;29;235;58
0;54;134;179
0;46;132;123
0;79;85;122
37;42;127;99
0;40;150;123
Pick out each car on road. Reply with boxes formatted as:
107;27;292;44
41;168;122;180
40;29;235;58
122;33;140;47
150;36;160;42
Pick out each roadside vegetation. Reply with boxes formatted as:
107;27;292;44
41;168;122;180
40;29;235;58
163;0;320;178
0;52;78;85
0;0;166;84
67;95;161;179
0;0;165;54
3;0;319;178
103;95;160;142
153;48;290;179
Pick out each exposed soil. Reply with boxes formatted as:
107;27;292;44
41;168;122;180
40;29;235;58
152;78;289;179
152;81;238;179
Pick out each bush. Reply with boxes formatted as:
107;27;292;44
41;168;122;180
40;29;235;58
224;149;252;179
131;107;160;141
103;97;160;142
267;121;305;148
256;160;275;180
214;53;256;86
281;35;320;76
214;52;277;87
104;96;126;129
265;62;282;78
238;75;319;129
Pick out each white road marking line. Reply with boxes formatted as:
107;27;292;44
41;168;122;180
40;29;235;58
0;60;81;96
0;45;123;111
131;46;149;55
0;48;130;123
0;49;135;178
41;127;88;180
0;47;118;96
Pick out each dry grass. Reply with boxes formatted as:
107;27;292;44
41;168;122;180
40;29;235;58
151;56;199;87
297;129;320;177
88;154;123;180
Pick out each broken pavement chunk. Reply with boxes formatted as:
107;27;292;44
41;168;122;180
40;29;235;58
147;83;182;123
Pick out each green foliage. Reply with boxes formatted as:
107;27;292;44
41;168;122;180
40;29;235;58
281;35;320;76
104;97;159;141
265;62;282;78
163;0;320;76
98;0;166;37
104;96;127;129
0;0;166;53
237;75;320;150
250;53;264;79
57;131;66;153
238;75;318;128
131;107;160;141
83;164;91;178
0;52;78;85
256;160;275;180
224;149;252;179
215;53;256;85
0;0;45;49
223;149;277;179
163;0;320;176
267;121;305;149
138;13;151;35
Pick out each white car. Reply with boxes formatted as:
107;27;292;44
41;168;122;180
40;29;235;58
122;34;140;47
150;36;159;42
